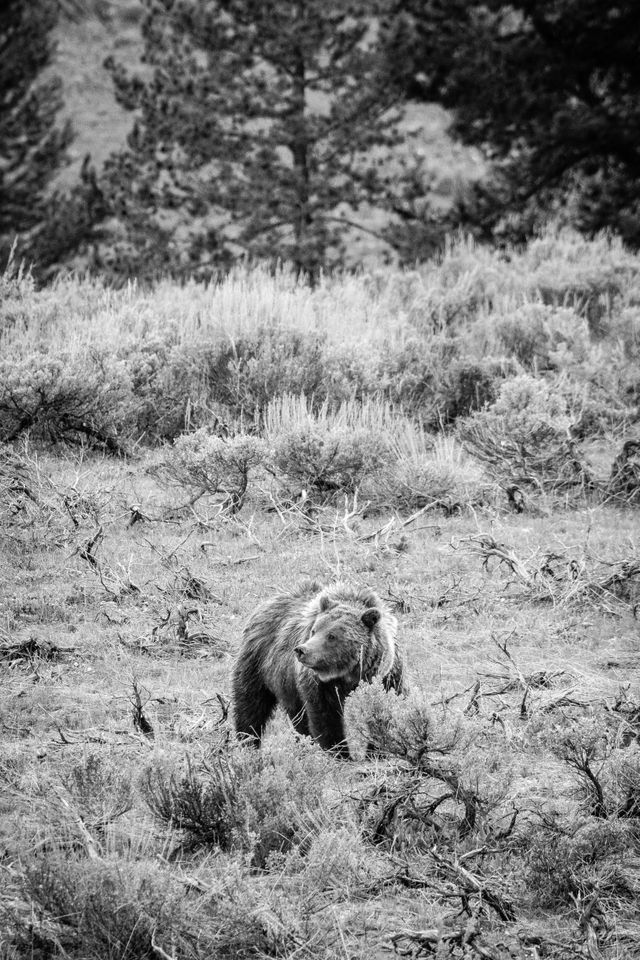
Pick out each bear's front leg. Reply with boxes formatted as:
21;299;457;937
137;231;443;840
305;684;351;758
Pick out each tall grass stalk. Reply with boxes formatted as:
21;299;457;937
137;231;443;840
263;394;402;437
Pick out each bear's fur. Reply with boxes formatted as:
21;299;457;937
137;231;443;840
232;580;405;757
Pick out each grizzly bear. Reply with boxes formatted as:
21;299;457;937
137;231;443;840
232;581;405;757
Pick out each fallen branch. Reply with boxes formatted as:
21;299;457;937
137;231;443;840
430;846;517;922
0;636;72;663
391;916;501;959
358;501;443;543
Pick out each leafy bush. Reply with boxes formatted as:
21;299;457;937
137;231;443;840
15;857;186;960
363;430;487;513
278;826;387;894
124;337;194;441
494;303;590;369
272;427;389;498
151;429;269;511
376;336;459;418
345;678;443;765
378;339;505;424
438;358;504;420
525;815;637;908
522;229;640;336
404;254;492;332
196;329;332;417
266;395;394;499
345;681;512;849
0;257;36;337
141;733;332;868
458;374;591;490
0;351;132;451
60;752;133;830
11;852;299;960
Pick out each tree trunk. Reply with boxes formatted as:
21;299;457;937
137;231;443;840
290;41;312;269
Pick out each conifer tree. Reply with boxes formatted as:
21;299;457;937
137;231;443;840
0;0;73;267
99;0;408;279
389;1;640;244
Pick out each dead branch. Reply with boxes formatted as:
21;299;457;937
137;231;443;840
150;927;177;960
77;524;104;569
430;846;517;922
129;678;154;739
198;547;261;566
562;742;607;819
460;534;640;612
391;915;503;958
460;534;534;587
214;692;230;724
358;501;442;543
572;891;607;960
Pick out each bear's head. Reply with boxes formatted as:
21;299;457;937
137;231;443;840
294;595;381;684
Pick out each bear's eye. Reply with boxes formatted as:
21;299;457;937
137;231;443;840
326;633;335;642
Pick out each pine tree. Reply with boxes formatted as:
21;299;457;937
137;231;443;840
388;1;640;245
0;0;73;268
98;0;410;280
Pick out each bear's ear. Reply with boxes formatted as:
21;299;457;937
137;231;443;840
319;592;336;612
361;608;380;631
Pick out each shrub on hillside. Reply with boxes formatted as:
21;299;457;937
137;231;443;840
458;375;592;490
0;351;132;452
345;677;437;764
198;330;331;417
272;426;390;498
494;303;590;370
266;395;394;499
378;339;505;424
14;857;187;959
124;337;196;440
523;230;640;337
0;259;36;336
142;733;331;868
377;336;459;417
437;358;505;421
363;431;487;513
525;815;638;909
404;257;492;332
60;752;133;830
151;429;269;511
12;852;298;959
345;681;513;848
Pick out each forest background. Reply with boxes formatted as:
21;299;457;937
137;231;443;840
4;0;640;282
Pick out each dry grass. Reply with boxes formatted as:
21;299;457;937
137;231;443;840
5;227;639;358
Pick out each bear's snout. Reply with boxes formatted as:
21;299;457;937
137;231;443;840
295;640;327;669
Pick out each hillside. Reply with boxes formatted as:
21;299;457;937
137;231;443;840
53;5;144;186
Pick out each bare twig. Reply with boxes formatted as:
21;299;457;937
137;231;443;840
129;678;154;739
358;501;443;543
50;785;103;860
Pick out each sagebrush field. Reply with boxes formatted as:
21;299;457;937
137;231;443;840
2;229;640;959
